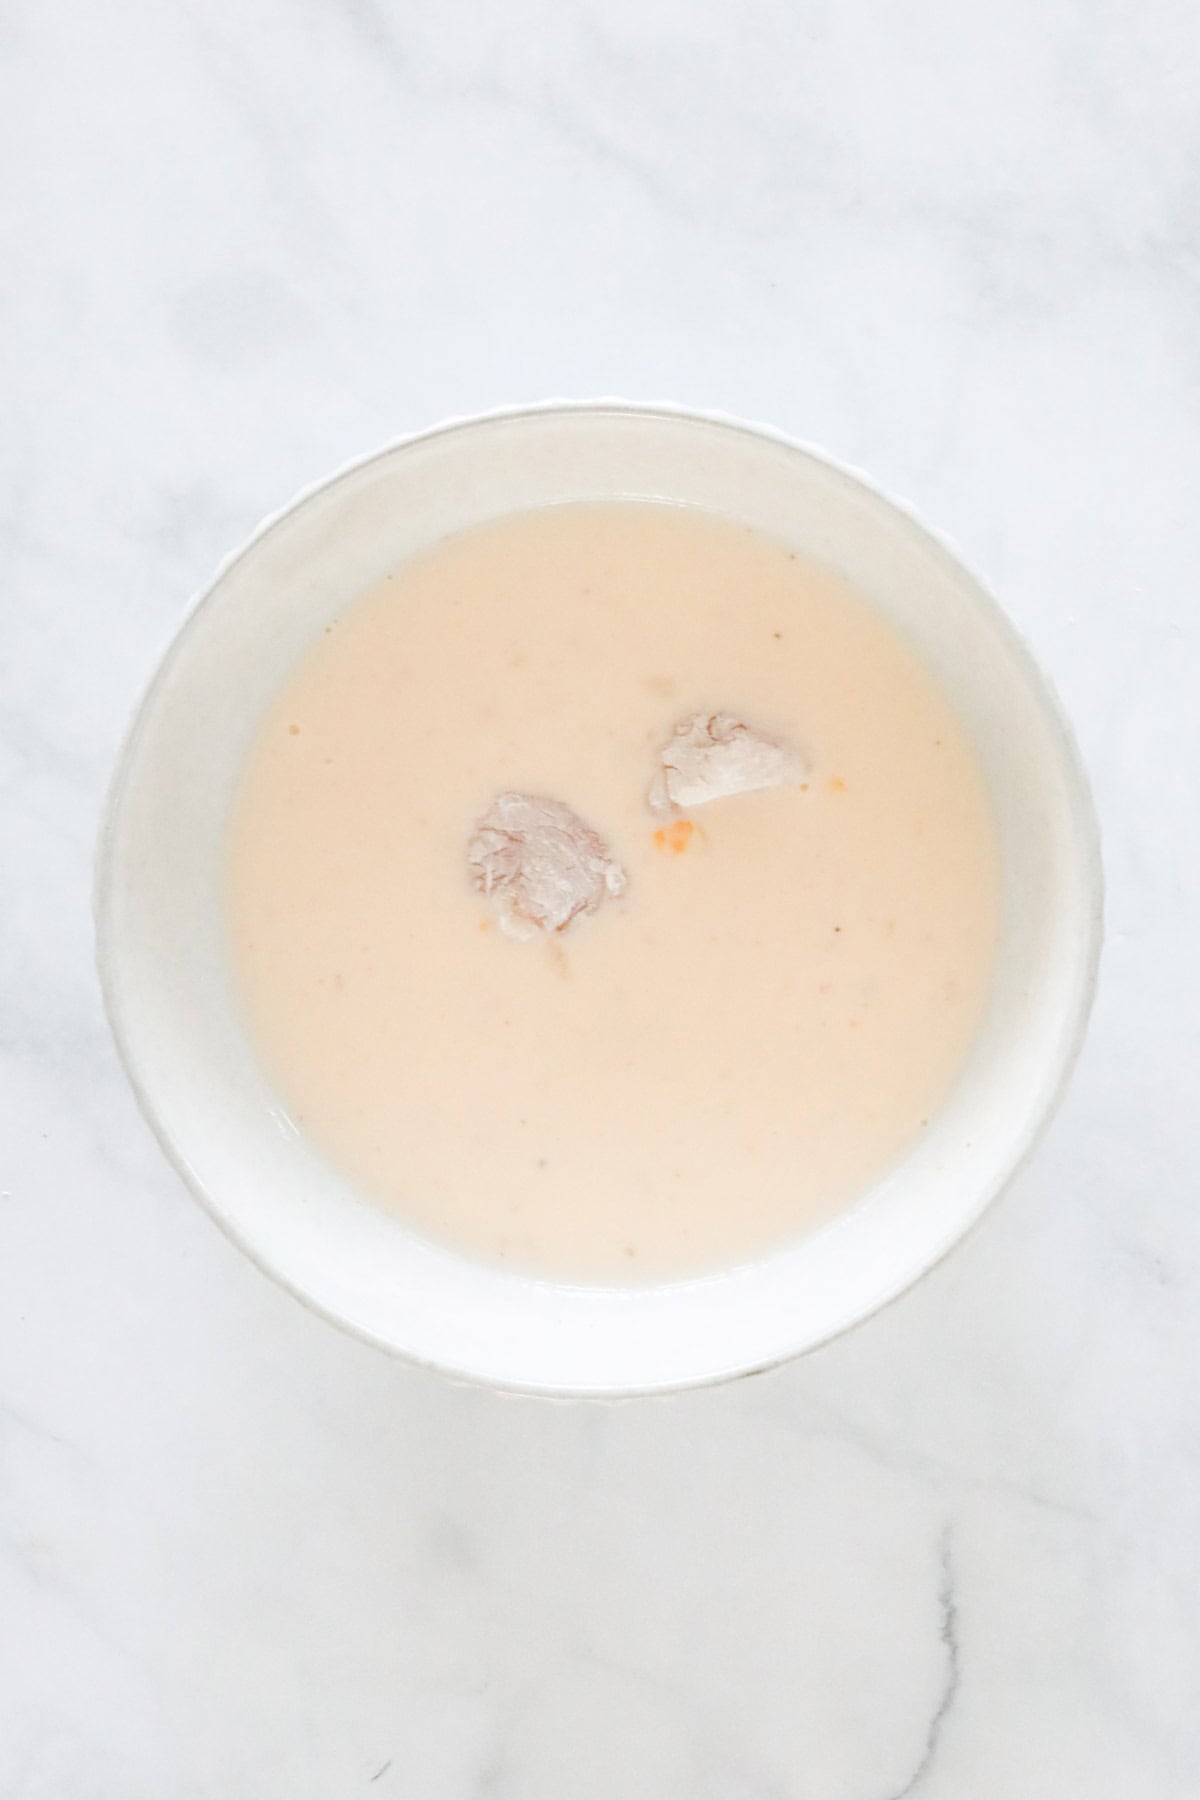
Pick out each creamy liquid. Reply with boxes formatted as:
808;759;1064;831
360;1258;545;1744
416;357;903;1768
226;503;1000;1282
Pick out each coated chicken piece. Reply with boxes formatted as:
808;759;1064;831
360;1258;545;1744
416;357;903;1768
468;791;627;941
648;712;810;814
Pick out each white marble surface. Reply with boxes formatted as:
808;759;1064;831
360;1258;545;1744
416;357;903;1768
2;1;1198;1793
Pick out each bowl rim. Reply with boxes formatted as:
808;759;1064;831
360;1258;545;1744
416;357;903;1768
95;399;1105;1396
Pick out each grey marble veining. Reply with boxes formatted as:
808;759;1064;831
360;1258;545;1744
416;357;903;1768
2;1;1198;1794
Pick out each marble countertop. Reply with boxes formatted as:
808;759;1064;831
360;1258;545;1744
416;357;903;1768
3;2;1198;1794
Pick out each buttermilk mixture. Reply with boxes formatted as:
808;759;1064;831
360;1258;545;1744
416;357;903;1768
226;503;999;1282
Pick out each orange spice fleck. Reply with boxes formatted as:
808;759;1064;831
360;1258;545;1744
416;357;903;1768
827;774;846;793
653;818;695;855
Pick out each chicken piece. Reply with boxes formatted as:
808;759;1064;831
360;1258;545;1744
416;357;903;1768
468;792;627;941
648;712;810;814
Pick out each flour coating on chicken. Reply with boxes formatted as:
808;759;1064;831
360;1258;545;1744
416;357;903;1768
648;712;810;814
468;792;627;941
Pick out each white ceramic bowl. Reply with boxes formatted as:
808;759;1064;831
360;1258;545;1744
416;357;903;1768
97;405;1102;1395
